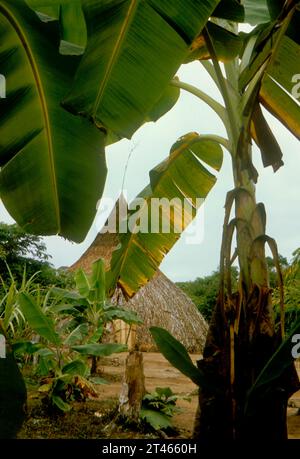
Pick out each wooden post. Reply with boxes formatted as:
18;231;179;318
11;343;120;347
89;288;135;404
119;351;146;423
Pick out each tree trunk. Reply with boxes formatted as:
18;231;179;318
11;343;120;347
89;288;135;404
118;350;146;423
194;151;300;439
91;356;97;375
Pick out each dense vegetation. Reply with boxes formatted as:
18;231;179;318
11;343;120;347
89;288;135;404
0;241;141;430
177;267;238;322
178;253;300;333
0;222;72;287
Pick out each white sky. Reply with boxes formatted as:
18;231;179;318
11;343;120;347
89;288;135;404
1;61;299;281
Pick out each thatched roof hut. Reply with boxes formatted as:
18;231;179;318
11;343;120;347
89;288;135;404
70;204;208;353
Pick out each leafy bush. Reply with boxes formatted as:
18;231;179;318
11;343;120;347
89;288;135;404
140;387;190;431
7;258;142;412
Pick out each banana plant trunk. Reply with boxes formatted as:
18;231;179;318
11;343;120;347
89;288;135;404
194;142;299;440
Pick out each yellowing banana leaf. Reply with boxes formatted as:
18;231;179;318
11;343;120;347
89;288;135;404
62;0;221;139
185;22;243;63
0;1;107;242
107;133;223;299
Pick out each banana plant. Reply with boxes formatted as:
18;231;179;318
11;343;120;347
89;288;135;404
71;258;143;339
94;0;300;439
107;133;223;298
70;258;143;371
15;267;137;412
18;257;142;366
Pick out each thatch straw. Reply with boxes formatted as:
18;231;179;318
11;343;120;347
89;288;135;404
70;203;208;353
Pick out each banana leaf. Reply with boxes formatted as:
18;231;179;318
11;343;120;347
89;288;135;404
107;132;223;298
0;0;106;242
63;0;222;138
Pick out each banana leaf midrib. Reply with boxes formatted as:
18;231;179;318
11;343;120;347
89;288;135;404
0;2;61;232
92;0;138;119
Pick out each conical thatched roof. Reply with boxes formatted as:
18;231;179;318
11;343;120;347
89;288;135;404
70;201;208;353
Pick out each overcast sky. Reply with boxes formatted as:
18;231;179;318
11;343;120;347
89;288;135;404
1;61;299;282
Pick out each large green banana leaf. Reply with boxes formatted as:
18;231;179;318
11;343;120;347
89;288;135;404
212;0;245;22
242;0;270;24
74;258;106;305
62;0;221;139
25;0;87;53
107;133;223;298
106;81;180;146
239;7;300;141
0;0;107;242
150;327;207;387
259;34;300;140
18;292;61;345
212;0;273;24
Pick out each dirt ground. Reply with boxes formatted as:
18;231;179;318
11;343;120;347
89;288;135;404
18;352;300;439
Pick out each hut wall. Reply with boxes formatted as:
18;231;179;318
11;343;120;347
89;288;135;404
112;319;137;351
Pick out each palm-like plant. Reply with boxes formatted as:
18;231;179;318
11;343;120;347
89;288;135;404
1;0;300;439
